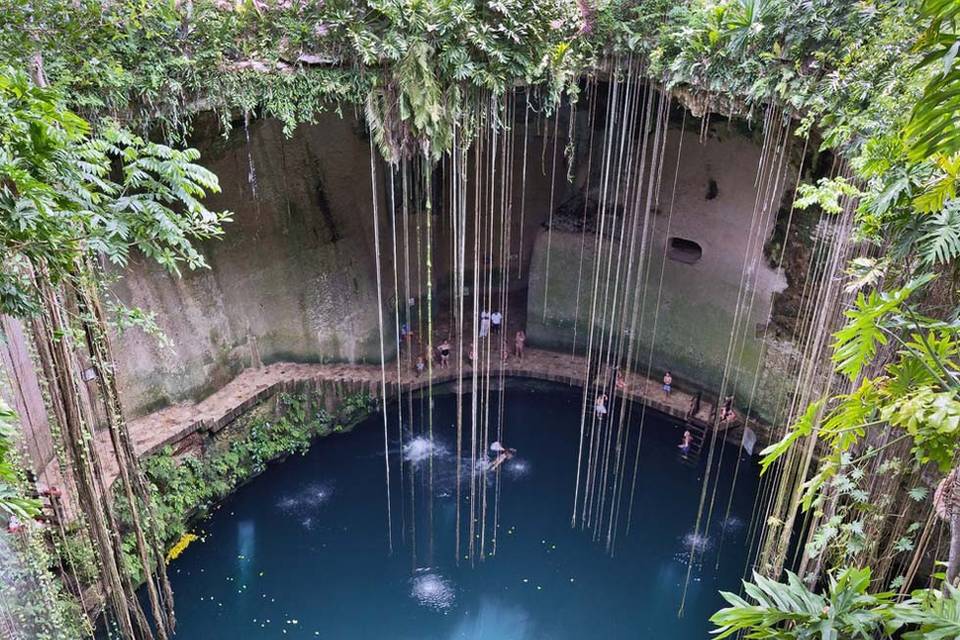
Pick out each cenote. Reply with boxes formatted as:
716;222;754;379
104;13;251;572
147;382;757;639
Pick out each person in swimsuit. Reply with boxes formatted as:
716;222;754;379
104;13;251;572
437;339;451;368
614;367;626;391
595;393;608;418
688;391;702;420
663;371;673;397
489;441;517;471
514;329;526;359
678;430;693;455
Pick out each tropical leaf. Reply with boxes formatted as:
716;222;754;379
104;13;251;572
894;585;960;640
832;277;933;380
919;201;960;265
759;399;823;473
711;568;892;639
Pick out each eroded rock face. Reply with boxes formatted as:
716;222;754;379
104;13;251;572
112;112;391;416
526;124;793;422
109;99;799;424
111;105;566;417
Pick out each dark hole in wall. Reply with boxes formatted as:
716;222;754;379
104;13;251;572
667;237;702;264
706;178;719;200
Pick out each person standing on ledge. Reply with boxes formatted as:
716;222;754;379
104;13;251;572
688;391;702;420
514;329;526;359
662;371;673;397
437;339;451;369
479;311;491;338
614;367;626;391
491;309;503;334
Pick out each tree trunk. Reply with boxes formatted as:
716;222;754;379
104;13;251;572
76;266;176;636
32;267;153;639
949;513;960;585
949;472;960;586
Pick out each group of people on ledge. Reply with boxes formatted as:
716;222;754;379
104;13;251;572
589;367;740;459
399;311;527;377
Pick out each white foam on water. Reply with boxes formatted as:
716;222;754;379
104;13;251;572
404;436;447;464
719;515;744;532
683;532;711;554
276;496;298;512
410;571;455;611
505;459;530;479
276;483;333;514
301;483;332;507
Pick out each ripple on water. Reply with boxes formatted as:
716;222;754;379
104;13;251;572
410;571;455;611
719;515;744;532
505;458;530;479
403;436;447;464
275;483;333;515
682;532;711;554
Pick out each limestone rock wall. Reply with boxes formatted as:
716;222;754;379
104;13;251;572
112;113;392;417
526;125;795;421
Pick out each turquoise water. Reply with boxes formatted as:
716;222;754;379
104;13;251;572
159;382;758;639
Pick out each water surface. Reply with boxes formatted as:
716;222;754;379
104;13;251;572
164;381;758;639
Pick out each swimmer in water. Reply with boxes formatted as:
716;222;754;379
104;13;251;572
489;441;516;471
678;430;693;455
595;393;608;418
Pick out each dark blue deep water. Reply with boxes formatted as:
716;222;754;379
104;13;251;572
160;381;758;639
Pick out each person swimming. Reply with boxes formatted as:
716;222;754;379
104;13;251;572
489;441;517;471
678;430;693;455
595;393;608;418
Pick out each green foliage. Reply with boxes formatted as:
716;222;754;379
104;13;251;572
795;177;862;215
893;585;960;640
711;567;893;639
0;66;231;317
918;200;960;265
759;399;822;473
905;0;960;161
832;278;933;381
0;399;41;520
112;391;371;579
713;567;960;640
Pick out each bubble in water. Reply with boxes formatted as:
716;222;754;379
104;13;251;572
276;497;298;512
301;484;332;507
276;484;333;514
683;532;711;554
410;571;455;611
403;437;446;464
719;515;744;532
505;459;530;479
